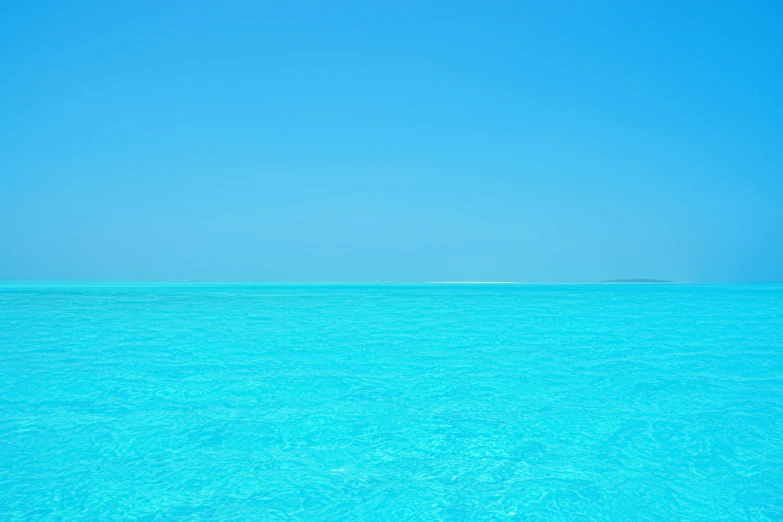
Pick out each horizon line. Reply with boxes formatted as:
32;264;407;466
4;279;781;285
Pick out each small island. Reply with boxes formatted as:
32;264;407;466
601;279;674;283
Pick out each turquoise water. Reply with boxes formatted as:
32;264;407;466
1;283;782;520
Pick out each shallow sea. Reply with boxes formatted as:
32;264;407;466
1;283;782;520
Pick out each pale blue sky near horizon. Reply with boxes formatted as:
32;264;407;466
1;1;781;282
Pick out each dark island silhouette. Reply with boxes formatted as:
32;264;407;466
601;279;674;283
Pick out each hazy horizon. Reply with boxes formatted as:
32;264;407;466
1;279;777;285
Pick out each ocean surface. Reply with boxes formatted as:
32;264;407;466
1;283;782;520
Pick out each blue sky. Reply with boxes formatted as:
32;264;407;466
1;1;781;282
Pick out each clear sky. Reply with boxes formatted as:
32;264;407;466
1;1;781;282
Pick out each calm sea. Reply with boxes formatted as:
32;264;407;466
1;283;782;520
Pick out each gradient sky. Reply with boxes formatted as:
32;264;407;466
1;1;781;282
